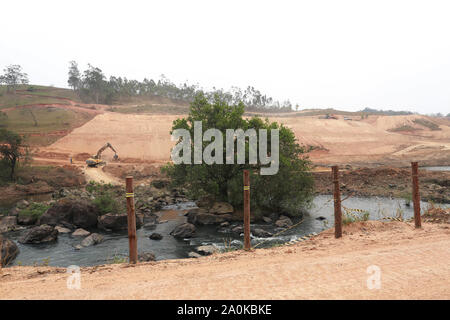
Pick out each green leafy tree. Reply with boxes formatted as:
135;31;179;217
81;64;106;104
0;65;29;94
0;129;24;180
67;61;81;91
163;93;314;217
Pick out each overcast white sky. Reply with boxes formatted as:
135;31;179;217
1;0;449;114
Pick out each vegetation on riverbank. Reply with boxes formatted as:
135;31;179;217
163;93;314;217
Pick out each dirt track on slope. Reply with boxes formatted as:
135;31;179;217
1;221;449;300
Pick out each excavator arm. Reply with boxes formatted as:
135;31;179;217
95;142;118;159
86;142;119;167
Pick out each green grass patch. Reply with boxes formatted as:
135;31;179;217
19;202;50;218
342;208;370;225
412;118;441;130
108;104;188;114
0;85;80;110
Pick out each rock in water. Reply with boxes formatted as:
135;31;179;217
188;252;202;258
97;213;143;231
55;226;72;233
196;245;218;256
0;216;18;233
0;237;20;267
262;216;272;223
209;202;234;214
138;252;156;262
170;223;196;239
39;199;99;229
252;228;273;238
80;233;104;247
275;215;293;228
149;233;163;240
72;228;91;237
19;225;58;244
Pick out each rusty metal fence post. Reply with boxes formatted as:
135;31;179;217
243;170;251;250
411;162;422;228
332;166;342;238
126;176;138;263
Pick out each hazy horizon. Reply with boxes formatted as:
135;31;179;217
1;0;449;114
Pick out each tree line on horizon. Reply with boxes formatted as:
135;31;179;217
67;61;296;111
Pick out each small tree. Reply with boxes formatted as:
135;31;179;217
0;65;29;94
0;129;24;180
67;61;81;91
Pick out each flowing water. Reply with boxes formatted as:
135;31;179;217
3;196;448;268
421;166;450;171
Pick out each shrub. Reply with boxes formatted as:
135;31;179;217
93;192;119;215
19;202;50;218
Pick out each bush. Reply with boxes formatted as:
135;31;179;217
19;202;50;218
93;192;120;215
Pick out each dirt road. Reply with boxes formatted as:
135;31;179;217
1;221;448;299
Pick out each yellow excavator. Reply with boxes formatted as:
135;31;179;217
86;142;119;167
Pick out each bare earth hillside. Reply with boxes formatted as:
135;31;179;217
40;112;450;167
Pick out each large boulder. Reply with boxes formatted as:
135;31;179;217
0;216;18;233
97;213;142;231
39;199;99;229
252;228;273;238
209;202;234;214
72;228;91;237
0;237;20;267
195;195;215;208
275;215;293;228
81;233;104;247
19;225;58;244
195;213;232;225
170;223;196;239
17;213;38;226
186;208;232;225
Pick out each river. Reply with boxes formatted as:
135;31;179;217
4;195;448;268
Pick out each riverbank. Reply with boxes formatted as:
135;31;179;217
1;220;448;299
313;166;450;204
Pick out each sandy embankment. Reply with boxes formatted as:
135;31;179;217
1;221;449;300
40;112;450;168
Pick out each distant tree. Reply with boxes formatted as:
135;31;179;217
0;129;25;180
67;61;81;90
295;104;299;111
0;65;29;94
81;64;106;104
447;113;450;118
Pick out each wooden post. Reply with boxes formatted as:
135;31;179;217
243;170;251;250
332;166;342;238
0;235;3;270
411;162;422;228
126;176;138;263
